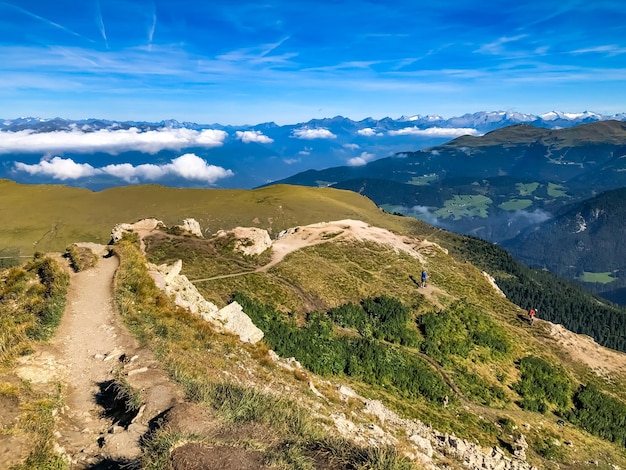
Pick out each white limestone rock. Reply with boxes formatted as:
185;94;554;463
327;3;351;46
212;301;264;344
146;260;263;344
409;434;434;458
176;218;203;238
111;218;163;243
215;227;272;256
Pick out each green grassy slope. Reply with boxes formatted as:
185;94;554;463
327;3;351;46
5;179;626;467
0;179;423;255
140;207;626;468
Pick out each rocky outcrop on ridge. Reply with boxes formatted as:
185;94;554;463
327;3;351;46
215;227;272;256
330;387;537;470
147;259;264;344
175;218;203;238
110;218;163;243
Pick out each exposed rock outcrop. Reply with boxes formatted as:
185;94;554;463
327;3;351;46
215;227;272;256
175;218;203;238
513;434;528;461
110;218;163;243
147;260;264;344
483;271;506;297
326;394;538;470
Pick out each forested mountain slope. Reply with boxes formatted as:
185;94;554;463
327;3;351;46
269;121;626;243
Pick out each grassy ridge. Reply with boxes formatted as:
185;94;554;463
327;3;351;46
0;179;416;255
0;254;69;365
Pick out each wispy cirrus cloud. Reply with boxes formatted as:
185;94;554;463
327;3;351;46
14;153;233;184
2;2;92;42
235;130;273;143
475;35;528;56
0;128;228;155
388;127;479;138
291;128;336;139
570;45;626;56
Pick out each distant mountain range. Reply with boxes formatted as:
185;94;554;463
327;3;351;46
267;119;626;300
2;111;626;190
5;110;624;134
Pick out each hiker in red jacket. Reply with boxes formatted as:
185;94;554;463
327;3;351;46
528;308;536;326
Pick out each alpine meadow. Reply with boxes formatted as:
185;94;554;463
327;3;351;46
2;179;626;469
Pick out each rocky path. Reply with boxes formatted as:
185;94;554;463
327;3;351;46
14;246;182;468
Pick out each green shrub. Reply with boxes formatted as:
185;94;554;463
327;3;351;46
567;384;626;447
513;356;572;413
236;292;449;403
419;301;510;362
328;295;420;347
454;366;508;406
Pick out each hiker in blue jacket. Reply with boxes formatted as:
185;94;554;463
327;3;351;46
421;270;427;288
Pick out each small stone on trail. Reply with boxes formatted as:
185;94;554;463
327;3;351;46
103;348;123;362
127;367;148;376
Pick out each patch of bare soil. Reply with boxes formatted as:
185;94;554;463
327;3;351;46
546;322;626;377
170;443;269;470
265;219;429;269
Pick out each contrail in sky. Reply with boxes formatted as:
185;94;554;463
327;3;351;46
148;3;157;50
96;0;108;47
1;1;92;42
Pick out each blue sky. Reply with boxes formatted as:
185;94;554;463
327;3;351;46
1;0;625;124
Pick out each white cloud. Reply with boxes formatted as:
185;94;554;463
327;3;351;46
409;205;440;225
357;128;379;136
0;128;228;155
14;156;98;180
291;128;336;140
343;143;360;150
283;158;300;164
388;127;479;138
14;153;233;184
167;153;232;182
235;130;274;144
347;152;375;167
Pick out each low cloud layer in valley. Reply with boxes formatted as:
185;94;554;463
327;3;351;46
0;128;228;155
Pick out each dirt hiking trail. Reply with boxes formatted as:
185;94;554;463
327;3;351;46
12;245;182;468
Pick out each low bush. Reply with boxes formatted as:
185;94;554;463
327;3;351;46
567;384;626;447
328;295;420;346
236;292;450;403
513;356;572;413
419;301;510;363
